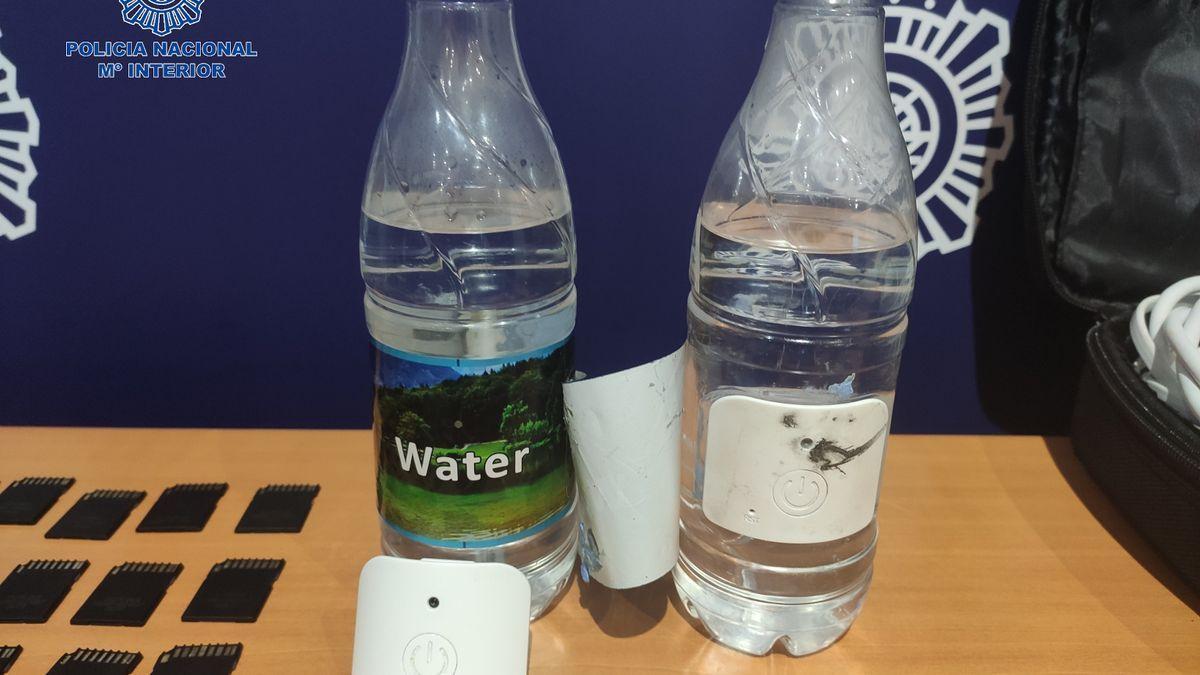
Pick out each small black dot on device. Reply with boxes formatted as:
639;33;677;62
428;597;439;609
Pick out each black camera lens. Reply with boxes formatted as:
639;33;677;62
428;597;440;609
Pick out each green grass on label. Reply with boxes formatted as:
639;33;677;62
380;464;570;540
431;439;509;459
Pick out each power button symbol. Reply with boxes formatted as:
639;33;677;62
772;469;828;517
403;633;457;675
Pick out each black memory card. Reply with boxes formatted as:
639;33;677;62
47;649;142;675
137;483;228;533
46;489;146;540
0;645;21;673
72;562;183;627
182;558;285;623
150;643;243;675
0;476;74;525
0;559;89;623
235;484;319;533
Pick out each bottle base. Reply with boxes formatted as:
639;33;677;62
380;517;577;621
522;526;578;619
673;555;870;657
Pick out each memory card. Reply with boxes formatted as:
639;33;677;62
0;476;74;524
182;558;285;623
137;483;228;533
0;559;89;623
0;645;21;674
47;649;142;675
46;489;146;540
72;562;183;627
235;484;319;533
150;643;243;674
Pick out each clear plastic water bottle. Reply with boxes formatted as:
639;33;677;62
674;0;917;656
360;0;577;619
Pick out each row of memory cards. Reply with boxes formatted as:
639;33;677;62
1;644;243;675
0;478;320;538
0;558;286;625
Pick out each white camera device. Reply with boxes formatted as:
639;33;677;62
352;556;531;675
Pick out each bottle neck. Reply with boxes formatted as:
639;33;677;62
773;0;883;14
404;0;528;87
761;0;885;77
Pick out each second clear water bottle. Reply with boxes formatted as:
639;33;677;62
361;0;577;618
674;0;917;656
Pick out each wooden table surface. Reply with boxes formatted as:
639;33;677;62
0;428;1197;674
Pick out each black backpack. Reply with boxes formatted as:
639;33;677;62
1026;0;1200;591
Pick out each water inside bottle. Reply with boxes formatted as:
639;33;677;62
696;200;914;326
361;190;574;314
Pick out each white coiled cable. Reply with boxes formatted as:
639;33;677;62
1130;275;1200;427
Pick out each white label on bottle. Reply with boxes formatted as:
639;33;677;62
701;395;890;544
563;347;683;590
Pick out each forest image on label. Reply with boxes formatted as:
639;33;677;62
374;343;574;542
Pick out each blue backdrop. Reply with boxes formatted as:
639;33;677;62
0;0;1086;433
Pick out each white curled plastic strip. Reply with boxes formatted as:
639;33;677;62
563;348;684;589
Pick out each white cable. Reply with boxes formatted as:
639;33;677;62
1129;275;1200;426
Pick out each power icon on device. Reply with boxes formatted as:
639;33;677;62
402;633;458;675
772;469;828;517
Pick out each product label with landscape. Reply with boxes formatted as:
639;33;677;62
373;339;574;547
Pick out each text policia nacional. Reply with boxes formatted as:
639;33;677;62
64;41;258;79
